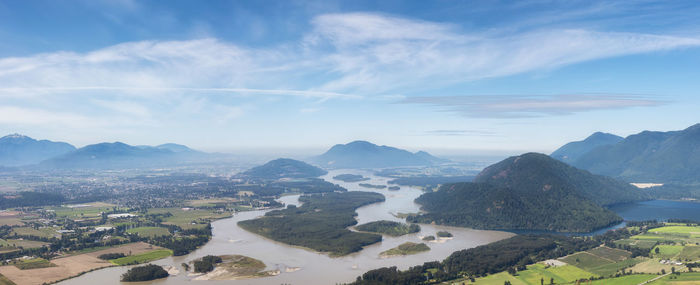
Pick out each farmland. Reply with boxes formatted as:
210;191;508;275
109;249;172;265
125;226;171;238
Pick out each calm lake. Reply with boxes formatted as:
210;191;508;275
610;199;700;221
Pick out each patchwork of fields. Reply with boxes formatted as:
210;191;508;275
461;224;700;285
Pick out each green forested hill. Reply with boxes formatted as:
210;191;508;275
408;153;647;232
476;153;648;206
241;158;327;179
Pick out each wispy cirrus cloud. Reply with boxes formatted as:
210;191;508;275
401;94;667;118
423;130;499;136
0;12;696;134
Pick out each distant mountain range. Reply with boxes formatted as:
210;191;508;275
408;153;647;232
0;134;76;166
240;158;328;179
0;133;211;169
556;124;700;183
551;132;623;163
40;142;196;169
311;140;448;169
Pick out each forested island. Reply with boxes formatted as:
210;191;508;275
238;191;385;256
380;242;430;257
191;255;277;280
355;220;420;236
121;264;169;282
333;174;370;182
359;183;387;189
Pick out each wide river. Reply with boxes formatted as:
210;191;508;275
57;170;515;285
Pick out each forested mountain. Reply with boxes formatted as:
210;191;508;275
475;153;647;206
39;142;203;169
408;153;647;232
551;132;623;163
154;143;199;153
312;140;447;169
0;134;76;166
240;158;327;179
571;124;700;183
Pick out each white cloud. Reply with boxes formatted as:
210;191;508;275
307;13;700;93
0;12;696;134
401;94;667;117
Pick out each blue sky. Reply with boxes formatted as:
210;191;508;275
1;0;700;154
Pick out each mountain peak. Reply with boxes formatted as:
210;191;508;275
0;133;33;141
0;135;76;166
241;158;327;179
314;141;446;169
551;132;623;163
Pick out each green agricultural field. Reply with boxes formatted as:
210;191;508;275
3;239;49;249
615;238;658;250
147;208;230;229
678;246;700;261
587;257;644;276
561;252;613;271
517;264;596;285
10;227;58;238
470;271;525;285
649;272;700;284
14;258;56;270
630;258;683;274
649;225;700;238
587;246;631;261
632;234;687;243
125;227;171;238
49;202;116;219
652;245;684;259
588;274;657;285
467;264;596;285
110;249;173;266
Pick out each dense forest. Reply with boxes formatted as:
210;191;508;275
238;192;385;256
120;264;169;282
193;255;222;273
474;153;648;206
407;153;646;232
355;220;420;236
408;182;622;232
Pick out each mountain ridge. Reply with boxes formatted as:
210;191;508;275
570;124;700;183
312;140;447;169
551;132;623;163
